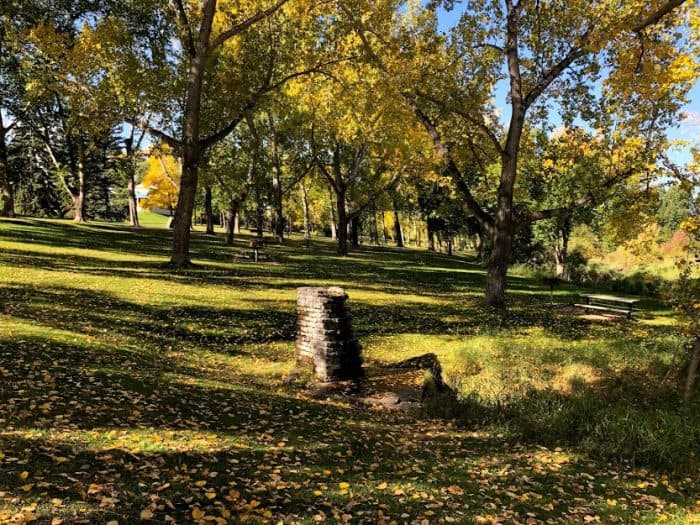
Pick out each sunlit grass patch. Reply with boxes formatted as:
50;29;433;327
3;427;258;454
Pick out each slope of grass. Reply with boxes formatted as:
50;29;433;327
134;210;170;229
0;218;698;524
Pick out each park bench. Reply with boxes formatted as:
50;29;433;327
575;293;639;319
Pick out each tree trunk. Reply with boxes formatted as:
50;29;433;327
171;154;198;266
170;13;211;268
554;217;571;278
0;115;14;217
1;178;13;218
269;116;284;243
485;222;514;306
336;189;348;255
427;218;436;252
301;183;311;240
204;185;214;234
683;338;700;404
554;245;566;277
350;215;360;248
256;192;264;238
225;200;238;245
369;201;379;244
0;125;14;217
382;212;389;244
124;137;139;227
328;186;337;240
234;212;240;234
392;199;404;248
73;141;87;223
126;169;139;227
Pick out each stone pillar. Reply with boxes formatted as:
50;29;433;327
296;287;363;382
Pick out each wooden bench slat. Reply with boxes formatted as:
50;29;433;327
580;294;639;304
574;303;631;315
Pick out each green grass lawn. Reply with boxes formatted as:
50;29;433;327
0;218;698;524
133;210;170;229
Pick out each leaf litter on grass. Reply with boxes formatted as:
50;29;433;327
0;219;698;524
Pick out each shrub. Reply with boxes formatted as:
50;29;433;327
567;261;670;297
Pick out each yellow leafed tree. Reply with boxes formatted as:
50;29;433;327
140;147;181;214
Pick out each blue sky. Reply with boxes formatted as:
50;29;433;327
436;7;700;166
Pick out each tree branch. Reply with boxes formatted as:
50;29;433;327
415;89;504;155
406;96;495;234
209;0;290;51
171;0;196;57
309;123;339;193
129;119;181;151
523;45;588;108
281;161;314;195
518;165;641;227
199;0;218;49
347;171;403;220
199;58;351;151
629;0;687;32
346;142;367;185
524;0;687;108
475;42;505;54
157;155;180;187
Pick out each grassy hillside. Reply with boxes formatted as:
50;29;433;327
134;210;170;229
0;218;698;524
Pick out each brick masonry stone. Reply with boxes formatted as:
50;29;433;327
296;287;363;382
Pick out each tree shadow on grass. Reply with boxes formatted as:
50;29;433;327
2;219;560;299
0;284;296;356
1;372;697;524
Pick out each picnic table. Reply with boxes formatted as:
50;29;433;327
575;293;639;319
249;239;265;262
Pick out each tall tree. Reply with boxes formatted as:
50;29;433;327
353;0;699;305
206;119;261;245
301;50;432;255
19;16;132;221
128;0;341;267
140;145;181;215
